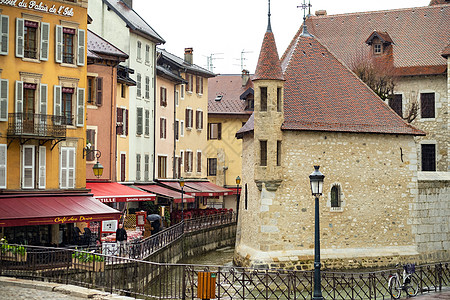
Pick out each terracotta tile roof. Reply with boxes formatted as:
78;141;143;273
442;44;450;57
102;0;164;44
429;0;448;5
253;31;284;81
285;5;450;76
87;30;128;60
365;31;393;44
157;48;215;78
281;35;425;136
208;75;254;115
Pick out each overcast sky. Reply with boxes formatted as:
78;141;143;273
134;0;429;74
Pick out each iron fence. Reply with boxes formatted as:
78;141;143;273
0;246;448;299
7;113;70;137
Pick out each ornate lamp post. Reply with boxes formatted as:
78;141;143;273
83;148;104;178
309;166;325;300
235;176;241;220
179;177;185;223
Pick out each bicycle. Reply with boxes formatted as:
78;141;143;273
388;263;419;299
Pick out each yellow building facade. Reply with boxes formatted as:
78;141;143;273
0;0;88;191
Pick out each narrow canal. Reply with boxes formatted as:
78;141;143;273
181;246;235;266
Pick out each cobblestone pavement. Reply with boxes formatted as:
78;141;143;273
414;289;450;299
0;284;82;300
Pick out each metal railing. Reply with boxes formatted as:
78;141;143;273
128;212;236;260
0;246;448;299
7;113;71;137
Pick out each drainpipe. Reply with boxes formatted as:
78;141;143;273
110;63;116;182
152;44;157;181
173;83;177;179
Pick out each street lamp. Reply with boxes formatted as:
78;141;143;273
235;176;241;220
309;165;325;300
83;148;104;178
179;177;185;223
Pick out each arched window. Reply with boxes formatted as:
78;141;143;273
331;185;340;208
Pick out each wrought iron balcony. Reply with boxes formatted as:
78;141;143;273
7;113;71;138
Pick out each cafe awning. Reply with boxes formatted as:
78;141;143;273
184;181;233;197
135;185;195;203
0;194;121;227
86;182;156;203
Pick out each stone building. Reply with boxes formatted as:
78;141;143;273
234;8;450;270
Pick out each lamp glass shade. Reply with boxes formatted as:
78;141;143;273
179;177;185;188
236;176;241;185
93;162;104;178
309;166;325;196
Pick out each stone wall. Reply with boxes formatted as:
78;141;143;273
395;74;448;171
235;131;429;270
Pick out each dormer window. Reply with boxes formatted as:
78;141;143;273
365;31;393;56
215;95;223;101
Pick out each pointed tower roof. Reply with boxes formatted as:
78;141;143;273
253;1;284;81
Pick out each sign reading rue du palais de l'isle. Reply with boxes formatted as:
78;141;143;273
0;0;74;17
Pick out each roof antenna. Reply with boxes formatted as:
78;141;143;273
298;0;313;37
267;0;272;32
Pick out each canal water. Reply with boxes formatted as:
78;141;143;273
181;246;235;266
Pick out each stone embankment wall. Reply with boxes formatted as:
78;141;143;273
147;223;236;264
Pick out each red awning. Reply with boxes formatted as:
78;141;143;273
0;195;121;227
87;182;155;203
135;185;195;203
159;181;199;193
185;181;233;197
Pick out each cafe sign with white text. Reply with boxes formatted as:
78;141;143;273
0;0;75;17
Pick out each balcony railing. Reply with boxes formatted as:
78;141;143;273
7;113;71;138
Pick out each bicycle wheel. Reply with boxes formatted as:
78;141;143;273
406;275;419;297
389;276;402;299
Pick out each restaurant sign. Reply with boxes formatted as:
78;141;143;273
0;0;75;17
54;215;93;224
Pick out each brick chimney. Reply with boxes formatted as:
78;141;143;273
242;69;250;87
315;10;327;16
122;0;132;8
184;48;193;65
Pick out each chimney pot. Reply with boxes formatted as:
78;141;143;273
242;69;250;87
315;10;327;16
184;47;193;64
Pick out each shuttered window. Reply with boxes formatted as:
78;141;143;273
53;85;62;124
207;158;217;176
96;77;103;106
145;109;150;135
120;154;126;182
158;156;167;179
136;107;143;135
40;22;49;61
196;76;203;94
0;15;9;55
77;29;85;66
76;87;85;127
175;120;179;140
186;74;193;92
38;146;46;189
160;87;167;106
208;123;221;140
145;44;150;63
15;18;24;58
55;25;63;63
197;151;202;173
60;147;75;189
185;108;193;128
185;151;193;173
0;79;8;121
116;107;123;135
196;110;203;130
136;73;141;97
144;154;149;181
160;117;166;139
0;144;7;188
22;145;35;189
86;129;96;161
145;76;150;99
136;154;141;181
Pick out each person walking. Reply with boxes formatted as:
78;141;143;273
116;223;127;257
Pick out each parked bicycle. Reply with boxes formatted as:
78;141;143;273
388;263;419;299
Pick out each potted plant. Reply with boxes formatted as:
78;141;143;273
72;249;105;272
0;238;27;262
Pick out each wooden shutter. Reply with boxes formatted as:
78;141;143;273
22;145;35;189
68;147;75;188
96;77;103;106
15;81;23;125
137;107;143;135
39;84;47;115
185;109;189;128
38;146;46;189
0;144;6;188
197;152;201;173
163;87;167;106
0;79;8;121
76;87;85;127
120;154;126;182
184;151;188;171
55;25;63;63
199;111;203;129
77;29;85;66
217;123;222;140
116;107;123;135
136;74;141;97
15;18;24;58
86;129;95;161
159;118;163;138
125;109;128;136
53;85;62;125
196;111;199;129
160;87;163;106
0;15;9;55
60;147;67;188
40;22;50;61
